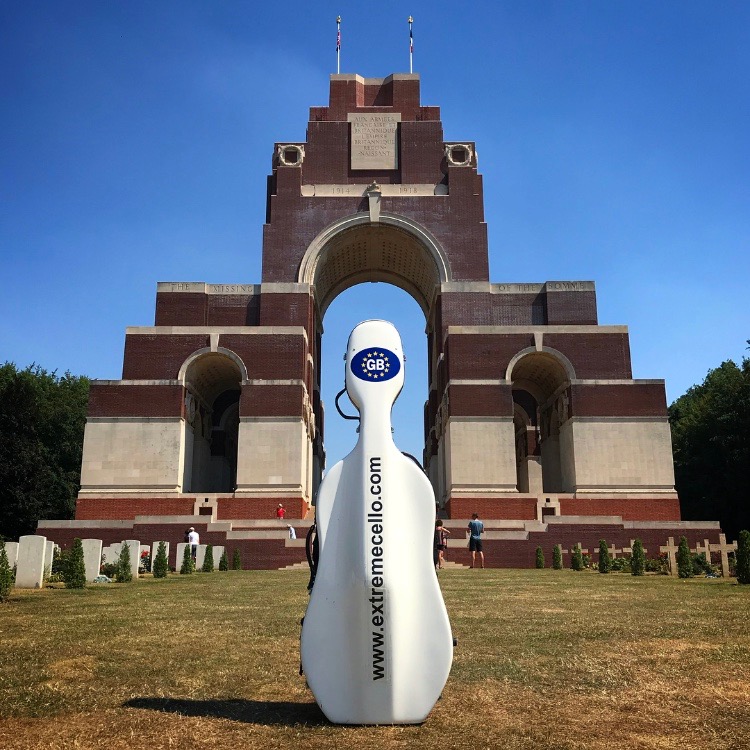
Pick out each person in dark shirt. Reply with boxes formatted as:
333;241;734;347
468;513;484;568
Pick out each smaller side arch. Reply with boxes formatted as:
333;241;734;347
177;347;249;385
505;346;577;384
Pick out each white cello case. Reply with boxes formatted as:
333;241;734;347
301;320;453;724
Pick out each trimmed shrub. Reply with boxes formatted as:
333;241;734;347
219;549;228;571
571;544;584;571
0;540;13;602
116;543;133;583
180;543;195;575
736;530;750;584
631;539;645;576
598;540;611;574
535;546;544;569
152;542;168;579
65;538;86;589
232;549;242;570
201;545;215;573
610;556;631;572
552;544;562;570
676;536;693;578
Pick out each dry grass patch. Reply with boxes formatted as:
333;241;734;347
0;569;748;749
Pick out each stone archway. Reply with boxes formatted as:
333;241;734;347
299;213;451;498
298;212;451;316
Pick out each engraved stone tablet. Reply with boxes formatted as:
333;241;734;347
348;113;401;170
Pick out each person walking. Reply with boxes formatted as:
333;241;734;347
276;503;286;520
468;513;484;568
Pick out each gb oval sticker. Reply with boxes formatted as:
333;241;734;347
351;348;401;382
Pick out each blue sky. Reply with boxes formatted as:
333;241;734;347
1;1;748;468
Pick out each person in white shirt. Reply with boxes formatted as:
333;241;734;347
188;527;200;562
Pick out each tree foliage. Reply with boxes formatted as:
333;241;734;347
670;355;750;541
180;544;195;575
0;540;13;602
218;549;228;571
571;544;584;571
116;543;133;583
552;544;563;570
65;538;87;589
152;542;169;578
676;536;693;578
0;363;89;540
631;539;645;576
201;544;214;573
535;546;544;569
232;549;242;570
736;530;750;585
598;540;611;574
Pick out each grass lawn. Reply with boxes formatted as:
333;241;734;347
1;569;748;750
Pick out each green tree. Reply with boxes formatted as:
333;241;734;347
201;544;214;573
676;536;693;578
152;541;168;579
232;549;242;570
116;543;133;583
65;538;86;589
598;540;611;574
219;549;228;571
631;539;645;576
670;356;750;541
0;364;89;540
571;544;584;571
0;540;13;602
535;546;544;569
736;529;750;584
180;544;195;575
552;544;563;570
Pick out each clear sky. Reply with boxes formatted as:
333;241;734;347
2;1;748;469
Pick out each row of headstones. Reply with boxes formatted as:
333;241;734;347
7;535;226;588
559;533;738;577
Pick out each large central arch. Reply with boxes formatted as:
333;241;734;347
298;213;451;317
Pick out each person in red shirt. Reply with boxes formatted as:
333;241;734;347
276;503;286;519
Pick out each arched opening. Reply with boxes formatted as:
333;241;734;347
181;351;243;493
303;216;447;490
508;350;574;495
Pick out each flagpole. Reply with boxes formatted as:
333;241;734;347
336;16;341;74
408;16;413;74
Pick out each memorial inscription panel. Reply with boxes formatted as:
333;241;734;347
348;113;401;170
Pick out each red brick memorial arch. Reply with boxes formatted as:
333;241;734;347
38;74;723;569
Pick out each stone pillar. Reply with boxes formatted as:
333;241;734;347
15;535;47;589
81;539;103;582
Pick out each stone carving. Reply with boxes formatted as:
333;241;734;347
277;144;305;166
444;143;474;166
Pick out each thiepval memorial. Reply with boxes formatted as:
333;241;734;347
39;73;723;567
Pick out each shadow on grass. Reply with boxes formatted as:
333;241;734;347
124;697;327;726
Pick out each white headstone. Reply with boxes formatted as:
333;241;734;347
44;541;55;576
123;540;141;579
4;542;19;569
102;542;122;565
195;544;208;570
81;539;103;582
212;545;225;567
152;541;170;570
16;535;47;589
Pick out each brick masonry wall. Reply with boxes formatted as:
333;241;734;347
240;384;305;418
88;383;183;417
543;333;632;379
75;497;195;520
446;383;513;417
570;382;668;418
155;292;207;326
217;497;308;520
122;334;209;379
219;333;308;381
559;497;682;521
446;497;538;520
